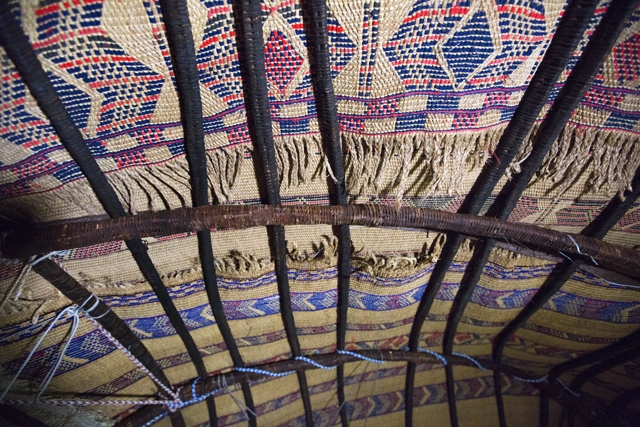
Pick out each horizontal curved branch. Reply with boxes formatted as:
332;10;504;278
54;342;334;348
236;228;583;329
114;350;522;427
113;349;606;427
3;205;640;279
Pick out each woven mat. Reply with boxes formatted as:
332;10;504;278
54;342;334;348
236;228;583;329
1;0;640;425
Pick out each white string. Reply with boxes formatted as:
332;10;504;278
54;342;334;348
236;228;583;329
35;308;81;402
558;251;573;262
557;379;581;397
217;376;256;420
1;291;186;409
583;270;640;290
566;235;598;265
1;294;100;403
82;294;101;314
30;250;71;266
37;295;100;402
0;251;71;312
1;305;76;402
559;251;640;290
90;307;112;319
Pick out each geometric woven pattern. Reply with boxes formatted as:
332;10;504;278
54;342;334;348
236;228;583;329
1;1;640;427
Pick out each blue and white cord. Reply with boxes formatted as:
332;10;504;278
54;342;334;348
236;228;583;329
236;366;296;378
295;356;337;370
452;352;488;371
337;349;385;364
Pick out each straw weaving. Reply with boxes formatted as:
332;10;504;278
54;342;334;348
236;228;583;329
0;0;639;426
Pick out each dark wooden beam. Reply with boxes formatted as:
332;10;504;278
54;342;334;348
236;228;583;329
33;259;172;390
441;0;640;423
301;0;352;425
114;349;607;427
232;0;313;423
0;5;205;425
403;0;602;423
158;0;254;422
31;259;187;427
598;386;640;427
565;346;640;427
496;161;640;427
540;328;640;427
5;205;640;280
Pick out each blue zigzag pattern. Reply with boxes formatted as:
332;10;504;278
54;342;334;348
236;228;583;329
3;263;638;383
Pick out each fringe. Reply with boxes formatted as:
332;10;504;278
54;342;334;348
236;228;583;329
267;131;504;204
108;146;247;213
2;125;638;223
272;136;323;188
171;234;453;281
0;146;247;221
342;129;503;204
516;123;640;199
504;123;539;181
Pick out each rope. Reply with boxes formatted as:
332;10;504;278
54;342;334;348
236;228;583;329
0;293;181;405
0;251;70;312
0;340;561;414
295;356;337;370
192;377;200;400
512;374;549;383
165;386;220;413
2;398;176;407
236;366;296;378
141;411;170;427
452;352;488;371
567;235;598;265
337;349;385;364
416;348;448;366
451;352;547;382
0;294;98;402
90;320;178;400
557;379;581;397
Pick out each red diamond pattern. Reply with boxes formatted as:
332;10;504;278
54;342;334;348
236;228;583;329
613;34;640;83
264;30;304;95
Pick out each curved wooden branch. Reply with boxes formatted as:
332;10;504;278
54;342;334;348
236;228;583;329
3;205;640;279
113;349;607;427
